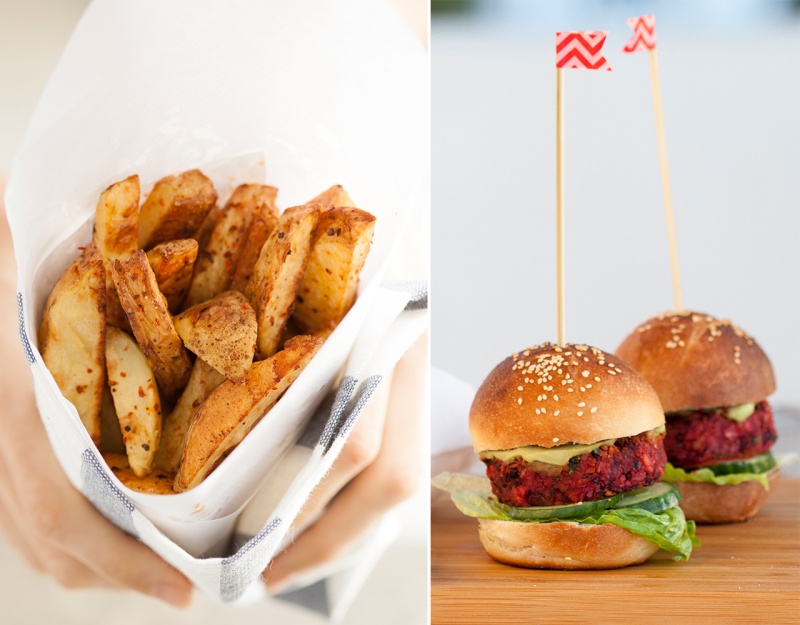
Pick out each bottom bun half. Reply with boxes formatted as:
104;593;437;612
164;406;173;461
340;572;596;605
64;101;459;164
477;519;659;570
673;469;779;524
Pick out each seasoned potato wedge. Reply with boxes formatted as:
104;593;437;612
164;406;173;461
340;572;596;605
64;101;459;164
229;188;279;293
39;243;106;444
111;251;192;402
139;169;217;248
103;452;175;495
174;291;257;383
93;175;140;328
146;239;198;313
105;327;162;477
246;204;319;359
293;207;376;332
184;184;275;308
155;358;225;474
174;335;323;492
306;184;354;211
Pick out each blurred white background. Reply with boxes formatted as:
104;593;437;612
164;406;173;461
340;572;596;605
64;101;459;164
432;0;800;421
0;1;428;623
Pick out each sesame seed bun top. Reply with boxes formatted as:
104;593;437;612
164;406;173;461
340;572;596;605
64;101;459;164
615;311;776;413
469;343;665;453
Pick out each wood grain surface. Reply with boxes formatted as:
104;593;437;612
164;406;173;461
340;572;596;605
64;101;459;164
432;478;800;625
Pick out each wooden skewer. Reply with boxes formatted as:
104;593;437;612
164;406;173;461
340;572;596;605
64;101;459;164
555;68;566;346
648;48;683;312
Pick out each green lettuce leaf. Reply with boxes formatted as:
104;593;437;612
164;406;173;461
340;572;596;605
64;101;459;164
662;462;773;489
432;472;698;560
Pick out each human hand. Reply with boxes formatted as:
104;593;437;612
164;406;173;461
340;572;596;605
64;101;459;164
263;331;427;593
0;179;192;608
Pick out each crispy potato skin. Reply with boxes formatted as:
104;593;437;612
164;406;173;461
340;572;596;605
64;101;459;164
155;358;225;475
146;239;198;313
293;207;376;332
93;175;140;329
103;452;175;495
105;327;162;477
111;251;192;402
39;243;106;444
229;188;279;293
174;291;257;383
174;335;323;492
139;169;217;248
246;204;320;359
184;184;276;308
306;184;354;212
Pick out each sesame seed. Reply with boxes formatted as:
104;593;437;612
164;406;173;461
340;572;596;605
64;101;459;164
553;437;559;443
580;386;586;392
554;410;560;416
578;402;586;407
518;386;524;391
577;411;584;416
567;388;574;393
582;371;590;378
518;397;523;405
554;395;559;401
590;407;597;413
586;384;592;389
608;370;617;376
535;408;540;414
594;376;601;382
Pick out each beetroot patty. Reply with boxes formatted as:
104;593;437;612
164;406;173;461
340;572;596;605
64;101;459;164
483;431;666;507
664;400;776;469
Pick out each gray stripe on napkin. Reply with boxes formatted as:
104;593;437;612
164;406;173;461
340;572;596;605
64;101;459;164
298;392;336;449
339;374;382;438
275;579;330;616
383;280;427;310
17;293;35;365
320;376;358;452
80;449;135;535
220;517;282;602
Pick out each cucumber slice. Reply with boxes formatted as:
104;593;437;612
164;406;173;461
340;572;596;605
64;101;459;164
500;491;625;521
706;452;777;477
614;482;682;514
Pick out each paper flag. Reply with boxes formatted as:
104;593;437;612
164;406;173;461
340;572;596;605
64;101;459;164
556;31;612;71
623;15;657;53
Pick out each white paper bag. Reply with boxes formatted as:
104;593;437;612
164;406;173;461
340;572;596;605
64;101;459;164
5;0;427;606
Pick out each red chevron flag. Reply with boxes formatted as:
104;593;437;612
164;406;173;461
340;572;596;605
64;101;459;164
623;14;657;53
555;31;612;71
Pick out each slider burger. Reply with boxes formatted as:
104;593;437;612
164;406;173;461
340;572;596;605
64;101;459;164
433;342;697;569
616;312;778;524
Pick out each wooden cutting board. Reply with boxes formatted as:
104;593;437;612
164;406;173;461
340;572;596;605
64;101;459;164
432;478;800;625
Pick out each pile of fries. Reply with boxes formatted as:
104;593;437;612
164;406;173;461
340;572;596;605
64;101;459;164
38;169;376;493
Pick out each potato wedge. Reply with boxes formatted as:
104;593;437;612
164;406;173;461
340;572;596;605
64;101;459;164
155;358;225;474
39;243;106;444
146;239;198;312
93;175;140;328
293;207;376;332
174;335;323;492
103;452;175;495
229;188;279;293
246;205;319;359
306;184;354;211
111;251;192;402
139;169;217;248
183;184;275;308
105;327;162;477
174;291;257;383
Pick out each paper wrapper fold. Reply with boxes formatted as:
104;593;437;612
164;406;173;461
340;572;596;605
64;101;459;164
5;0;427;608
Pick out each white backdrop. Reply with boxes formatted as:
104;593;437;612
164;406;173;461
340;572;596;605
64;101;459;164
432;8;800;412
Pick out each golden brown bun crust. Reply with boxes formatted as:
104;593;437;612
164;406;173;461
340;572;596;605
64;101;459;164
615;311;775;412
477;519;659;569
672;469;778;524
469;343;664;452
